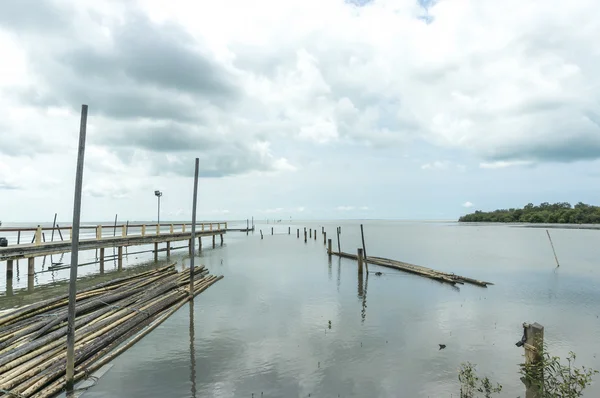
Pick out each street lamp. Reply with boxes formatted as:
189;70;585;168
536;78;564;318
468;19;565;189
154;190;162;226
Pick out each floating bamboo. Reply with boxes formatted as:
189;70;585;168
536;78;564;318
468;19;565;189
330;251;492;287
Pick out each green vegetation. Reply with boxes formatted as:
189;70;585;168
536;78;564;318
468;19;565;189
458;346;597;397
458;202;600;224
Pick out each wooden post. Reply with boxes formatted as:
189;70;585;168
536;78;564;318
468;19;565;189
522;322;544;398
56;226;64;241
170;224;174;234
99;248;105;273
328;239;332;256
182;224;186;233
271;227;274;235
141;225;146;236
324;231;327;245
154;243;159;261
288;227;290;235
212;235;216;248
336;227;341;254
7;259;13;279
51;213;58;242
309;229;312;238
322;226;324;233
220;234;223;246
357;248;364;275
28;256;35;275
202;224;205;232
35;226;42;246
210;223;213;231
156;223;160;235
314;230;316;240
297;229;299;238
304;229;307;243
167;241;171;256
96;225;103;240
117;246;123;270
198;237;202;251
17;231;21;245
260;230;263;239
122;225;127;237
360;224;368;273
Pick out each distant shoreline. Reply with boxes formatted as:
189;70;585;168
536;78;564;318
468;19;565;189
458;222;600;230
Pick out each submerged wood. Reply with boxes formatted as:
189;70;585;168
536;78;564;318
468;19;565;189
330;251;492;287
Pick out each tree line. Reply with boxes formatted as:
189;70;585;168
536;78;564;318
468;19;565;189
458;202;600;224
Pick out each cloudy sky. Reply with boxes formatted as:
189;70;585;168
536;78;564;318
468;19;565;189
0;0;599;222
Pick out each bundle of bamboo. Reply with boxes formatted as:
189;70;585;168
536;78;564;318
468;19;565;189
0;263;223;398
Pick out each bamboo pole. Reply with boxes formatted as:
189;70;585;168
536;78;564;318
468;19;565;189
546;230;560;267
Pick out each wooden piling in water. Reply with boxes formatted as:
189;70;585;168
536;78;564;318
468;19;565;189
117;246;123;270
336;227;341;254
521;322;544;398
212;235;216;248
357;248;364;275
324;231;326;245
360;224;368;274
328;239;332;256
167;241;171;256
304;229;307;243
288;227;290;234
309;229;312;238
272;227;274;235
260;230;263;239
28;257;34;276
199;237;202;251
220;234;223;246
6;259;13;279
99;248;105;273
297;229;299;238
154;243;159;261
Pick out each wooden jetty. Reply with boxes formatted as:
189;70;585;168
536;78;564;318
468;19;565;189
330;250;492;287
0;222;227;284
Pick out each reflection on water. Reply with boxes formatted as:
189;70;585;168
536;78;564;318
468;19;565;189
10;221;600;397
189;300;197;398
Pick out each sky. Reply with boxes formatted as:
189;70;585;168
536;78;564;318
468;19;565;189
0;0;599;222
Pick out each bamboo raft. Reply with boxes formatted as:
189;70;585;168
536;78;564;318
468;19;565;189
0;263;222;397
332;251;492;287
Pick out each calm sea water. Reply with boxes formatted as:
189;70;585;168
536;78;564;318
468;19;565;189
3;220;600;397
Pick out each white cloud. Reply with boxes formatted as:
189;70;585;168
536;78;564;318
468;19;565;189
479;160;534;169
421;161;449;170
462;201;474;208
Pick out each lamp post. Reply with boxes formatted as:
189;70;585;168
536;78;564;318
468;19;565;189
155;190;162;226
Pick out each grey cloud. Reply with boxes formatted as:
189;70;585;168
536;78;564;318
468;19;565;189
0;182;20;190
97;123;220;153
61;15;237;100
148;146;279;179
9;3;239;122
0;0;71;32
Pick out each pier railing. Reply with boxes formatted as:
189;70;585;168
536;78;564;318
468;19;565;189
0;222;228;246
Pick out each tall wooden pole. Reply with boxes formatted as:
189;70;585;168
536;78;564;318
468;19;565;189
189;158;200;295
360;224;368;273
336;227;341;254
66;104;88;392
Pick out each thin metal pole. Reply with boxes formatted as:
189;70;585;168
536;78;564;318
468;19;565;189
50;213;57;242
66;104;88;392
189;158;200;295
